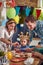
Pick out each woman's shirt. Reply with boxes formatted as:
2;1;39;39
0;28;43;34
0;26;14;51
0;26;14;42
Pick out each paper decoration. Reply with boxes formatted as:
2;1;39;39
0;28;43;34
7;8;16;19
1;8;6;20
10;0;16;7
0;2;2;7
15;6;20;15
38;10;43;20
30;7;34;15
6;0;16;7
32;8;37;19
25;7;31;16
36;9;41;19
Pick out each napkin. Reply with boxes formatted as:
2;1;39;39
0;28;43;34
24;57;34;65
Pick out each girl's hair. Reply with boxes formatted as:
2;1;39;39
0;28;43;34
25;15;36;23
6;19;16;32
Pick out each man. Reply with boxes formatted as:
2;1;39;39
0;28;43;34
24;15;43;45
12;15;43;45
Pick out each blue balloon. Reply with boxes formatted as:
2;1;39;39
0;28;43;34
15;6;20;15
25;7;31;16
2;19;8;26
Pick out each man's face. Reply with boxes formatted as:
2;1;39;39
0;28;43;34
26;21;36;30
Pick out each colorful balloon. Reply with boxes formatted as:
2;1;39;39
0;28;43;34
14;15;20;24
7;8;16;19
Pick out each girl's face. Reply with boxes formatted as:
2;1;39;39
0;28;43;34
21;39;27;46
7;21;16;31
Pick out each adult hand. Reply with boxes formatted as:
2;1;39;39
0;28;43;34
25;48;34;52
12;42;19;47
36;45;41;48
32;52;42;58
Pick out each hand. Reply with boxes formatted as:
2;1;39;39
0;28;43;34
36;45;41;48
14;48;21;53
27;41;31;45
32;52;42;57
12;42;19;47
25;48;33;52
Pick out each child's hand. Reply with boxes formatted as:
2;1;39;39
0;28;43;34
14;48;21;53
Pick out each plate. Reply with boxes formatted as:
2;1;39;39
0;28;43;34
11;57;27;62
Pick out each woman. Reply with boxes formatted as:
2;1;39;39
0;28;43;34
0;19;19;50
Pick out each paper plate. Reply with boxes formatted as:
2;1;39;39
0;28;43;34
11;57;27;62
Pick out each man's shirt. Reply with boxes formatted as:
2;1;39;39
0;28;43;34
12;20;43;44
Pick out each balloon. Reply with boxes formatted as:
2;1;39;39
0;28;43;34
14;15;20;24
2;19;8;26
25;7;31;16
7;8;16;19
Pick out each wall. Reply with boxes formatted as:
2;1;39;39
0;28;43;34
15;0;37;7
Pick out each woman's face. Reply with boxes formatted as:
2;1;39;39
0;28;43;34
7;21;16;31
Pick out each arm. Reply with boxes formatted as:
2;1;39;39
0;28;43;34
36;21;43;44
0;38;12;45
0;27;12;45
33;52;43;60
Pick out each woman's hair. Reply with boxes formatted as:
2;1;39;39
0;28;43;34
25;15;36;23
6;19;16;32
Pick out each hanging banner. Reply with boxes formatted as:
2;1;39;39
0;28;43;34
0;2;2;7
36;9;41;19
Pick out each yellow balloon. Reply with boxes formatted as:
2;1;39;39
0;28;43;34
14;15;20;24
6;51;13;60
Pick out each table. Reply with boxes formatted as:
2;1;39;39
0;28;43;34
10;56;40;65
10;38;41;65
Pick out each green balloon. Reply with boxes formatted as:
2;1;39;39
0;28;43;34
7;8;16;19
